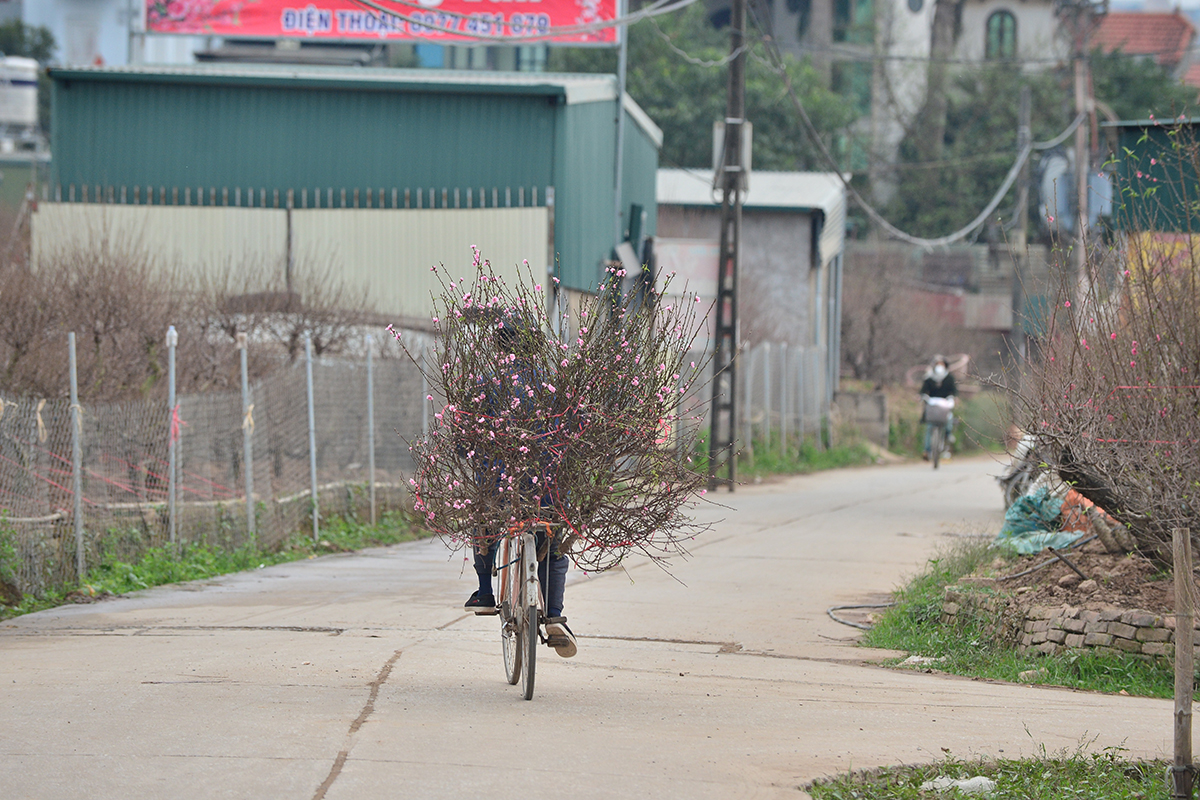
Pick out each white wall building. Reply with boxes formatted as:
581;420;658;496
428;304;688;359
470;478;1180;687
24;0;208;66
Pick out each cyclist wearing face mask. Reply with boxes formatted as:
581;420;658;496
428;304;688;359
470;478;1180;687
920;355;958;461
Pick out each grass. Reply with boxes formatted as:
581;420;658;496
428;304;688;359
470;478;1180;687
690;427;876;480
808;748;1171;799
862;536;1187;700
0;510;428;620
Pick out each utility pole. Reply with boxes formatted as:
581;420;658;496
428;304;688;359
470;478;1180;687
1012;85;1031;366
1062;0;1104;297
707;0;746;491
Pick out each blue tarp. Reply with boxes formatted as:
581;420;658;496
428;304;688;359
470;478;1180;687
994;486;1083;555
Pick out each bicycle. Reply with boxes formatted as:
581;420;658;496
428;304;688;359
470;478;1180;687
495;520;556;700
923;396;955;470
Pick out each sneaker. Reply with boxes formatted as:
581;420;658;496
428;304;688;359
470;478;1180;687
464;591;497;615
544;617;577;658
921;452;930;462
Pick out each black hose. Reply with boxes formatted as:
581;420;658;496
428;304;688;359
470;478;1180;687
827;602;896;631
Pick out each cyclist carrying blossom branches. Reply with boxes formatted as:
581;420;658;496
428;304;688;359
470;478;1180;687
462;316;576;658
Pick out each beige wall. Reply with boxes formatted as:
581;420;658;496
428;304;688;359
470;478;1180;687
31;203;550;319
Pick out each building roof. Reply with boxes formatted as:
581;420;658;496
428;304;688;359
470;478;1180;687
1092;11;1196;70
1184;61;1200;89
46;64;662;145
656;168;846;267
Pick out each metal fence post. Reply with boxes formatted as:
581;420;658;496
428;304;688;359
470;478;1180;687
780;341;789;459
305;332;319;542
166;325;178;544
763;342;771;448
421;337;430;437
366;333;376;526
742;343;753;458
237;333;255;543
68;332;84;582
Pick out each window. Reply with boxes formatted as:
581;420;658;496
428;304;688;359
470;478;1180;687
833;0;874;44
985;10;1016;60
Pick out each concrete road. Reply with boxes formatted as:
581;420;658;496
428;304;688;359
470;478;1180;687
0;455;1178;799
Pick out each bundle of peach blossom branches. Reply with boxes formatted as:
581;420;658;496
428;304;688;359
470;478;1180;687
390;251;713;571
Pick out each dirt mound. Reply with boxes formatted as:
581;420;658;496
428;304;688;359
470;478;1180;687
982;538;1173;614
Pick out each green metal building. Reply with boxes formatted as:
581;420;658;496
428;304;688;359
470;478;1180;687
47;64;661;292
1102;117;1200;233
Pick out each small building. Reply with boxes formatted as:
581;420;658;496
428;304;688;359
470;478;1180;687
656;169;846;436
38;64;661;313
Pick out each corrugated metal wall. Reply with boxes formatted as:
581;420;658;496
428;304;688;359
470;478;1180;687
621;111;659;241
555;99;617;290
31;203;549;319
32;203;285;272
52;80;557;192
49;69;658;294
292;207;549;315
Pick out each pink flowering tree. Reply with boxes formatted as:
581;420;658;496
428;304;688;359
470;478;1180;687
1009;125;1200;559
390;251;713;572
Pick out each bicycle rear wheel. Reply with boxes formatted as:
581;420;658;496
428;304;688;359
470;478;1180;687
499;537;521;685
501;600;521;685
930;425;944;469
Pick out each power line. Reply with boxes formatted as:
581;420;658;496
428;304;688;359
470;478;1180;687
349;0;700;44
746;1;1086;248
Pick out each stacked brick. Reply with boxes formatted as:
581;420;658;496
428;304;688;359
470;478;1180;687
942;587;1183;658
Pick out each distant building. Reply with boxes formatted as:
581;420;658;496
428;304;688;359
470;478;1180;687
1092;10;1196;78
765;0;1066;203
38;65;660;317
656;168;845;418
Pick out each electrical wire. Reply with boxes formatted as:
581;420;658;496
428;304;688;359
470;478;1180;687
746;0;1087;248
648;15;752;67
827;602;896;630
349;0;700;44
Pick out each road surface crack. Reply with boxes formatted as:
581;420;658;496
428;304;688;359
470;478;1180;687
311;649;402;800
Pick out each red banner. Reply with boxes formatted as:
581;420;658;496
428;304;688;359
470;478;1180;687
146;0;619;45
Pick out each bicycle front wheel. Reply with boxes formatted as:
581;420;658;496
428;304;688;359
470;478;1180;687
930;425;944;469
519;532;538;700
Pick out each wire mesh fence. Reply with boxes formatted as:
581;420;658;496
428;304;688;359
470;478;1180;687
0;330;434;597
739;340;831;451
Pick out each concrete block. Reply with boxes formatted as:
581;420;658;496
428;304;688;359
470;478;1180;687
1032;631;1048;644
1035;641;1059;655
1028;606;1054;620
1064;633;1086;648
1063;618;1087;633
1084;632;1114;647
1108;622;1137;640
1142;642;1168;657
943;602;960;617
1047;628;1067;644
1121;611;1161;627
1099;607;1124;622
1029;619;1050;633
1080;610;1101;624
1114;637;1143;653
1136;627;1171;643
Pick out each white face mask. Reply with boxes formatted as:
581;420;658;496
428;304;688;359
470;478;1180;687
933;364;948;381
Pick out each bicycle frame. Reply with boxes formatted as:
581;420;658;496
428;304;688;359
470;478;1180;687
495;520;553;699
496;521;552;613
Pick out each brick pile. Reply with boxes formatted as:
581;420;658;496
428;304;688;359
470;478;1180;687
942;587;1184;658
